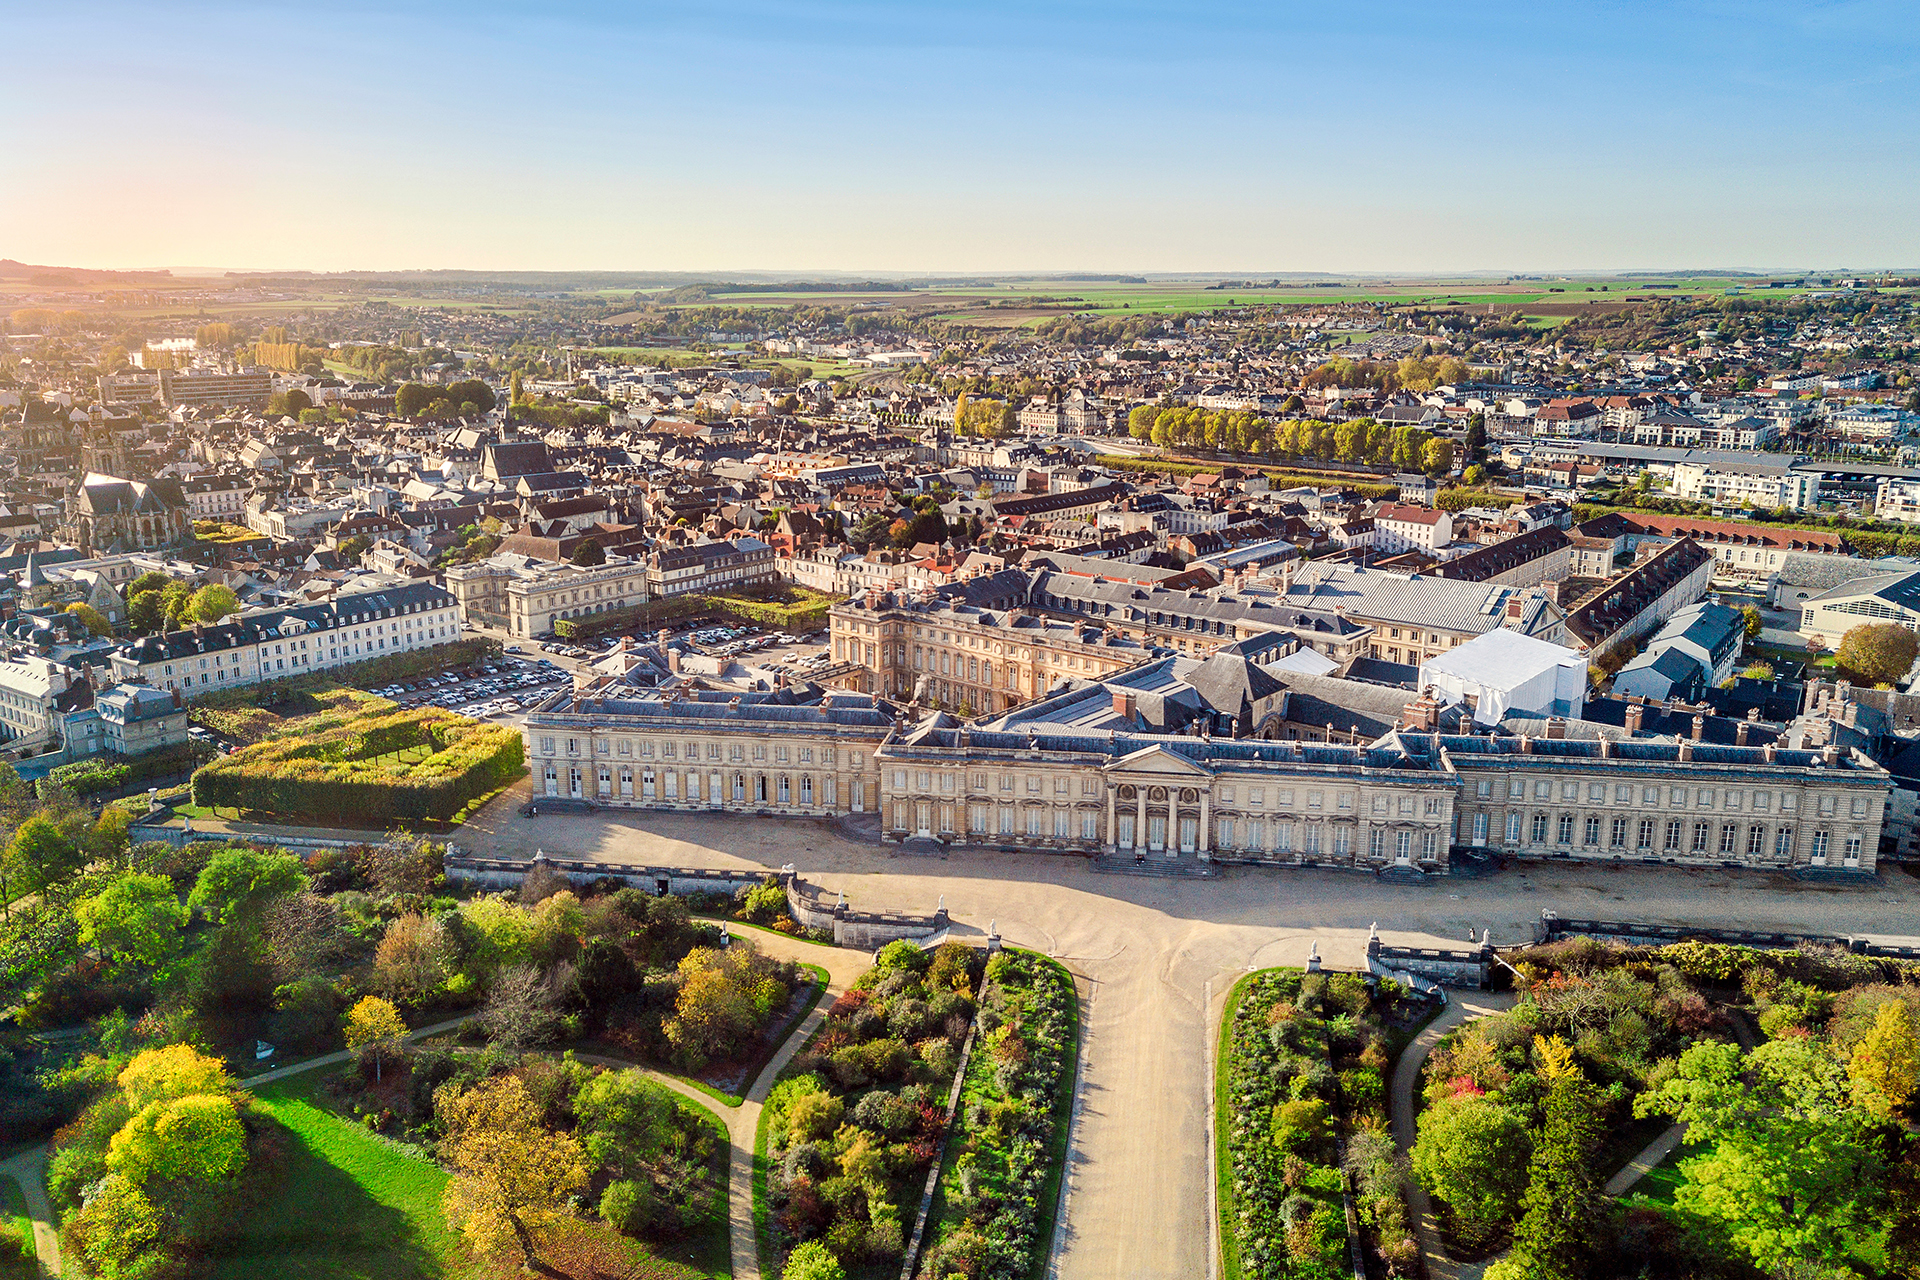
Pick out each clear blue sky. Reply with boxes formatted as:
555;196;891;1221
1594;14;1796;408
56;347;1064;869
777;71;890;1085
4;0;1916;273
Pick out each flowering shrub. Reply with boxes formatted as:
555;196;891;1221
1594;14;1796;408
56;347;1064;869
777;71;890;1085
764;941;985;1273
1222;969;1416;1279
917;948;1077;1280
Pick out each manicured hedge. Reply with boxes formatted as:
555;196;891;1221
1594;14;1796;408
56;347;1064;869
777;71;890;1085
190;700;523;822
43;742;206;798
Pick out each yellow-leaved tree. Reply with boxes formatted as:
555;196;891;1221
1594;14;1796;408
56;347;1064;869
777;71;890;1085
1849;998;1920;1117
343;995;409;1082
439;1075;588;1266
118;1043;232;1110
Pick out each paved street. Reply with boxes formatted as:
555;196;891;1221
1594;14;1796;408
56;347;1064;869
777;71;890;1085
457;783;1920;1280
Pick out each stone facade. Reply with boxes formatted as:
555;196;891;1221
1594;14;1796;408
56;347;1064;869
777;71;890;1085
521;688;892;817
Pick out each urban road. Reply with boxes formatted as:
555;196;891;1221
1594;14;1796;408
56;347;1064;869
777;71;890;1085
455;786;1920;1280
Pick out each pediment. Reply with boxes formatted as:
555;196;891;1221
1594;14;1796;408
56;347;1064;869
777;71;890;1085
1105;743;1213;777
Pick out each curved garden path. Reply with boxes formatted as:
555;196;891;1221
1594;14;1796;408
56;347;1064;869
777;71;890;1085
683;927;874;1280
1388;990;1516;1280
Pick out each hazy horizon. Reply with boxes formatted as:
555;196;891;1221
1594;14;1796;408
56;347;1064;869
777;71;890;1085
5;1;1916;274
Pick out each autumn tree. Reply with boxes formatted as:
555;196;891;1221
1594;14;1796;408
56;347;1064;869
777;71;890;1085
343;996;409;1082
1490;1039;1603;1280
187;583;240;623
119;1044;234;1111
1847;998;1920;1117
439;1075;589;1265
569;537;606;566
187;848;307;923
373;913;448;1004
64;602;112;637
1836;622;1919;684
1410;1094;1531;1244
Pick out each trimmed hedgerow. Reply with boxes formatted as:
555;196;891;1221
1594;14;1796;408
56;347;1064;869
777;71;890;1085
43;742;205;798
190;699;523;823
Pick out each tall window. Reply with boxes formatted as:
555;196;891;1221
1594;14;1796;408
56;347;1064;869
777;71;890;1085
1530;814;1548;843
1666;821;1684;852
1747;825;1765;857
1720;824;1738;854
1557;814;1574;844
1583;816;1601;846
1505;813;1522;843
1691;822;1710;852
1610;818;1628;848
1637;819;1655;850
1471;813;1488;846
1810;829;1830;861
1775;827;1794;858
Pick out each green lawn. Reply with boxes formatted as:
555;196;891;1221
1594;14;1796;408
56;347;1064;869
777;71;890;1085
216;1069;463;1280
0;1175;34;1280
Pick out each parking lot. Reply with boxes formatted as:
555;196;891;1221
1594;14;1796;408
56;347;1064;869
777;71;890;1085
368;654;575;728
532;622;834;683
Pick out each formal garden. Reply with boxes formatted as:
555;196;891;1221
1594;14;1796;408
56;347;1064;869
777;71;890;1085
916;948;1079;1280
1409;937;1920;1280
759;940;986;1279
189;690;524;824
1217;967;1428;1280
0;816;832;1279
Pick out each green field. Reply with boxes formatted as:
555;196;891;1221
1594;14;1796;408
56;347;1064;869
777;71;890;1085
218;1070;463;1280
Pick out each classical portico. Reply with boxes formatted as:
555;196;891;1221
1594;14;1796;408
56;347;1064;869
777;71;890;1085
1104;743;1215;860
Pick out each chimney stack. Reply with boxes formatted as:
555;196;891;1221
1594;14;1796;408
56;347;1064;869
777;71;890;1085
1112;689;1136;721
1736;721;1750;746
1691;713;1706;742
1822;742;1841;765
1678;738;1694;761
1764;741;1777;762
667;646;681;675
1546;716;1567;740
1625;703;1644;734
1519;734;1532;754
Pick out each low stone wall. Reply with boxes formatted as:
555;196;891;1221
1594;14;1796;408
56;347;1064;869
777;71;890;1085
129;823;370;852
785;871;949;949
1535;912;1920;957
1366;933;1489;989
444;854;766;897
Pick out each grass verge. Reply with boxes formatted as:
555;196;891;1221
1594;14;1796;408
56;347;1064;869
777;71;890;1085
1214;970;1258;1280
0;1174;34;1280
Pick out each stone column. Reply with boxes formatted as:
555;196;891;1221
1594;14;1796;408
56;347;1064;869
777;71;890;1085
1167;788;1179;859
1105;785;1117;854
1199;789;1211;861
1135;789;1148;851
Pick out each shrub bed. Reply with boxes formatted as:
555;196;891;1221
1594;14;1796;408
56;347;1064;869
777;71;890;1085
917;948;1077;1280
1220;968;1418;1280
762;940;986;1277
191;699;523;823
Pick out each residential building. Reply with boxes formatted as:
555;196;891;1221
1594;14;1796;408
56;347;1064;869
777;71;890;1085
1284;563;1569;667
95;683;189;756
645;537;775;597
1565;538;1716;664
1372;504;1453;555
1668;457;1818;510
109;579;461;694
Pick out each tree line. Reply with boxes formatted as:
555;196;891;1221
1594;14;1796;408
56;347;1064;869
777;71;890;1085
1128;407;1456;475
